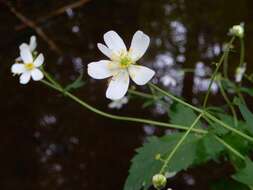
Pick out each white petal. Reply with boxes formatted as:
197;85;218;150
103;31;127;54
129;31;150;61
88;60;114;79
29;36;37;51
20;47;33;63
34;54;44;67
97;43;114;59
19;72;31;84
106;70;129;100
19;43;29;51
31;69;44;81
128;65;155;85
11;63;25;74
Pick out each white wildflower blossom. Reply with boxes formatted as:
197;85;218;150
16;36;37;61
108;96;128;109
229;24;244;38
235;64;246;82
88;30;155;100
11;44;44;84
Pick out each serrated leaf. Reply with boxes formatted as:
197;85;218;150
169;103;202;128
232;159;253;186
195;134;225;164
124;133;200;190
235;98;253;134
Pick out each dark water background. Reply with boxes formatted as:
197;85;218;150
0;0;253;190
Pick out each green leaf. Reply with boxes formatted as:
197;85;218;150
169;103;202;128
123;133;200;190
240;87;253;97
210;113;248;136
235;98;253;134
233;159;253;187
195;134;225;164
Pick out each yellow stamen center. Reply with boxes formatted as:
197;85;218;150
24;63;35;71
119;56;132;68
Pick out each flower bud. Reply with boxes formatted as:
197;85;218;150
229;24;244;38
235;64;246;82
152;174;167;189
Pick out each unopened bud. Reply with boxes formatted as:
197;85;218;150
229;24;244;38
152;174;167;189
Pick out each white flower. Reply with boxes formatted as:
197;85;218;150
16;36;37;61
229;24;244;38
88;30;155;100
235;64;246;82
11;45;44;84
21;35;37;52
108;96;128;109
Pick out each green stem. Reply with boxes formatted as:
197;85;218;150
239;37;245;68
218;81;238;126
204;111;253;143
40;80;207;134
128;89;154;99
41;67;62;88
203;36;235;108
149;83;202;113
223;46;230;79
159;114;203;174
214;135;245;160
150;82;253;144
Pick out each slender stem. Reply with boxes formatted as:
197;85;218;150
214;135;245;160
203;37;235;108
149;83;202;113
239;37;245;68
150;82;253;143
204;111;253;143
223;46;230;79
218;81;238;126
42;70;253;144
128;89;154;99
40;80;207;134
41;67;62;88
159;114;203;174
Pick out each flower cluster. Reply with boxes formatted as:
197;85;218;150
11;36;44;84
229;24;244;38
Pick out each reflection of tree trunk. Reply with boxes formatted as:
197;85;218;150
182;29;199;103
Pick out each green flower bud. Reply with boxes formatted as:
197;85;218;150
229;24;244;38
152;174;167;189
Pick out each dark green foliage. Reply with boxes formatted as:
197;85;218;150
169;103;202;128
123;133;201;190
233;159;253;186
211;179;250;190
